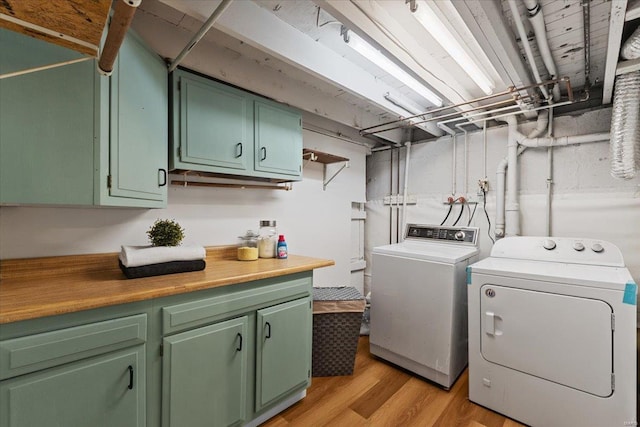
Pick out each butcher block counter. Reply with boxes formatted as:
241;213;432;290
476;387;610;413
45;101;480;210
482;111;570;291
0;246;334;426
0;246;334;324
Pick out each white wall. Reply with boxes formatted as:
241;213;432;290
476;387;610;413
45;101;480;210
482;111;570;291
0;128;368;291
365;108;640;297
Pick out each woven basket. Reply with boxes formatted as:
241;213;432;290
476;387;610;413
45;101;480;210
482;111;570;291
312;287;365;377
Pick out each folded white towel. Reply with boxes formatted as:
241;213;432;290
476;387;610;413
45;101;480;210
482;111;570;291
119;245;206;268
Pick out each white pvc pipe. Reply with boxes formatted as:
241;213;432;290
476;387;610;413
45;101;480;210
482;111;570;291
505;117;520;236
522;0;561;101
464;131;469;195
545;108;554;237
452;134;457;196
508;0;550;100
519;132;610;147
401;141;411;241
496;111;548;238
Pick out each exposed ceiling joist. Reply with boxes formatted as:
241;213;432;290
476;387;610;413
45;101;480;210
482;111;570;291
134;1;406;143
160;0;443;138
601;0;628;104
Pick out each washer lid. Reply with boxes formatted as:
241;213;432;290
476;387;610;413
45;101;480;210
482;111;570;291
470;257;633;291
373;241;479;263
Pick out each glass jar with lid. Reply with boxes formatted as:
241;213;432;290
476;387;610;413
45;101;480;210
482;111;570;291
258;220;278;258
237;230;259;261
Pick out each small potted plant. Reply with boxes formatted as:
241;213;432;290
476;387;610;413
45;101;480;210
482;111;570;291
147;219;185;247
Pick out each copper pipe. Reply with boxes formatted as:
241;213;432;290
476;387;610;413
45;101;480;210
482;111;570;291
359;86;518;133
361;77;573;136
98;0;140;75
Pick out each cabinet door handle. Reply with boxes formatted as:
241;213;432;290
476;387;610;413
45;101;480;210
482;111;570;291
127;365;134;390
236;332;243;351
261;147;267;161
265;321;271;339
235;142;243;158
158;169;167;187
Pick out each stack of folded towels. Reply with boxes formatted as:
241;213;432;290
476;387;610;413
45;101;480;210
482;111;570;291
119;245;207;279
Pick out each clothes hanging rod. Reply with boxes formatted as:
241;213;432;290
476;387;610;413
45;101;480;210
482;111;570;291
171;180;292;191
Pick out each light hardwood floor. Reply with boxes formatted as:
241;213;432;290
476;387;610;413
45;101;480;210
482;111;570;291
261;337;525;427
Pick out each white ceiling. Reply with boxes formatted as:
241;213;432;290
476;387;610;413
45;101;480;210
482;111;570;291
133;0;640;145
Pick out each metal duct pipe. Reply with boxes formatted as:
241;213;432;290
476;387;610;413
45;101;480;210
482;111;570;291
621;26;640;60
522;0;561;101
610;71;640;179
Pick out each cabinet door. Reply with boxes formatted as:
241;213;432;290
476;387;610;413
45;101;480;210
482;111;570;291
0;346;145;427
178;74;251;172
255;297;311;411
0;29;95;205
254;101;303;178
106;31;168;206
162;316;248;427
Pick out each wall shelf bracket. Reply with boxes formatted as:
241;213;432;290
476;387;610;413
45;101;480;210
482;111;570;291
302;149;349;191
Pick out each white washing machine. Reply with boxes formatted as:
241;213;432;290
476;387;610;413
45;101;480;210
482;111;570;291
370;224;479;389
468;236;637;427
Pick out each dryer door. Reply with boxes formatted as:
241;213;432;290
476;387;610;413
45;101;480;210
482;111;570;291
480;284;613;397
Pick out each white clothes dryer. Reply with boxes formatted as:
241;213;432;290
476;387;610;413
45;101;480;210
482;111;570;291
370;224;479;389
468;236;637;427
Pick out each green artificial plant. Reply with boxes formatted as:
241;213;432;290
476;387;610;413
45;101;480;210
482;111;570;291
147;219;185;247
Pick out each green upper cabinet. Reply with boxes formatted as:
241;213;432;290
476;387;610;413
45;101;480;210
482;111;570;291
255;100;303;177
175;74;251;172
0;29;168;207
0;30;96;205
170;69;302;182
255;297;312;411
103;31;168;205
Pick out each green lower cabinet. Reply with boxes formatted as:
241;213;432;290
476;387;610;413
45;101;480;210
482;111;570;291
162;316;249;427
255;297;312;411
0;346;145;427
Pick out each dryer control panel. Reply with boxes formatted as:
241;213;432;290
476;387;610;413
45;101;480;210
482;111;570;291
405;224;478;246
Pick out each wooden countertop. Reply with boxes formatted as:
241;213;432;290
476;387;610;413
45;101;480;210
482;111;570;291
0;246;334;324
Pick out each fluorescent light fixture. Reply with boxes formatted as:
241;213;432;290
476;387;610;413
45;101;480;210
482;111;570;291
383;92;424;115
412;0;495;95
346;32;443;107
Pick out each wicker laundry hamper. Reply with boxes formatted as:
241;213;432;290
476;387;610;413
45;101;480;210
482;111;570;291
312;287;366;377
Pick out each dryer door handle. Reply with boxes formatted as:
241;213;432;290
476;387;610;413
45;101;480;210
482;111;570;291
485;311;496;336
484;311;503;336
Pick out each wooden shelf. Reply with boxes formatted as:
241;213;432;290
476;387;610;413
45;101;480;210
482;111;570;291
303;149;348;164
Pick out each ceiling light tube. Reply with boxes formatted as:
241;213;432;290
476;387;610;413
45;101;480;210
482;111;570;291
346;32;443;107
383;92;424;115
412;1;495;95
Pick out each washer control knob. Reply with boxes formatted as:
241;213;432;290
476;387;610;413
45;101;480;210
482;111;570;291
543;239;556;250
455;231;465;241
591;243;604;253
573;242;585;252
